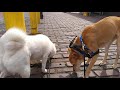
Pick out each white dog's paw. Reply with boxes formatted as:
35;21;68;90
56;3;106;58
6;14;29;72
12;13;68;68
112;64;117;69
42;69;48;73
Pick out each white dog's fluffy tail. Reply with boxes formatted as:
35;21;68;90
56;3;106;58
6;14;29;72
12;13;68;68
1;27;26;50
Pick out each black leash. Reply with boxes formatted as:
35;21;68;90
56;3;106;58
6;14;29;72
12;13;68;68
83;56;86;78
47;58;51;78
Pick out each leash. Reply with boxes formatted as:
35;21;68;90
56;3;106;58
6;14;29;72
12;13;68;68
47;58;51;78
83;56;86;78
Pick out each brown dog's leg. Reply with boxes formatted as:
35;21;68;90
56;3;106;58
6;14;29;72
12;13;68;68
113;39;120;69
73;60;83;77
85;54;99;78
99;44;111;65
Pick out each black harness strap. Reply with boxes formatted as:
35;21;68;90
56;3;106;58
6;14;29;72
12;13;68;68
84;55;86;78
70;44;99;59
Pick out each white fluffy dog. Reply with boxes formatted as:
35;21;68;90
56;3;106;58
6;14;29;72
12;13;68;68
0;27;56;78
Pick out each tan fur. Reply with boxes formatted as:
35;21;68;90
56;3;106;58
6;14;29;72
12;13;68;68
68;16;120;78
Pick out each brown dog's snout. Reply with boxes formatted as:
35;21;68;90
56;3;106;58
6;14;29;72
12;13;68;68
68;48;84;65
69;53;77;64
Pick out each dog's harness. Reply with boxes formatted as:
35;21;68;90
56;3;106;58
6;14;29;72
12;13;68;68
69;35;99;77
80;35;99;58
69;36;99;59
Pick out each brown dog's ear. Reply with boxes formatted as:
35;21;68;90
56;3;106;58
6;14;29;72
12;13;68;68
68;48;71;54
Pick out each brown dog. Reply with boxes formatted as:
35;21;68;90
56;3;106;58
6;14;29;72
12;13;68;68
68;16;120;78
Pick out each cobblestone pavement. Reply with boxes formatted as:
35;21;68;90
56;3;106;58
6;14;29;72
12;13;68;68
0;12;120;78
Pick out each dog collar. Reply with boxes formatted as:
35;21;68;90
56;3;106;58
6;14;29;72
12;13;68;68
80;35;99;58
69;36;99;58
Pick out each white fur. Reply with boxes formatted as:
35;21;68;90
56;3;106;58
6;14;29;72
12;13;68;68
0;27;56;78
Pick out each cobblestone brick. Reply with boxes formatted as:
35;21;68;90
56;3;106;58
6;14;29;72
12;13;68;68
74;71;96;78
109;47;117;50
97;57;104;60
44;73;70;78
51;62;66;68
51;58;69;63
62;53;69;58
94;69;119;77
66;62;73;67
56;67;73;73
47;68;56;74
111;55;117;59
99;53;105;57
61;48;68;52
52;54;63;59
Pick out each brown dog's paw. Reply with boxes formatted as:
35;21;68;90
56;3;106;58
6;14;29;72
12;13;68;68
112;64;118;69
64;72;78;78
